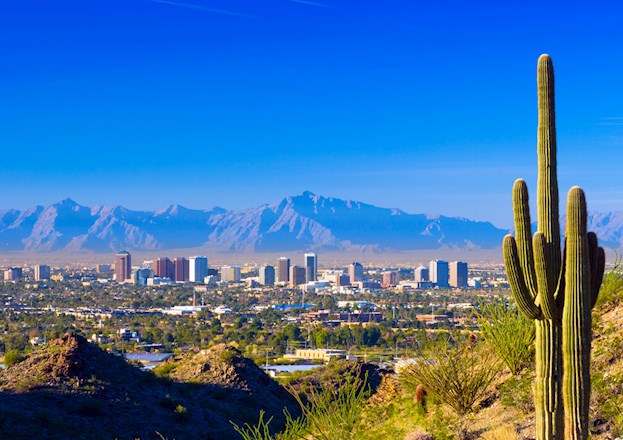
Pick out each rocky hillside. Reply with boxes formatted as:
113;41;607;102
0;335;297;440
0;192;507;253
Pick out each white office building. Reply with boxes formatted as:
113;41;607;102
189;256;209;283
429;260;449;288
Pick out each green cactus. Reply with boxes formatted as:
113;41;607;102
503;53;564;440
562;188;605;439
504;54;606;440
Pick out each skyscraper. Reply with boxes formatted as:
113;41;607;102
221;266;241;283
429;260;449;288
34;264;51;281
414;265;429;282
382;270;400;287
348;262;364;283
115;251;132;282
290;265;306;287
259;265;275;286
189;256;208;282
277;257;290;283
304;252;317;282
153;257;175;280
449;261;468;287
133;268;154;286
174;257;189;282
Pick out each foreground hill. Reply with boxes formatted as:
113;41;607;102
0;192;507;253
0;335;298;440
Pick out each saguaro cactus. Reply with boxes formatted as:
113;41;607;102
562;188;605;440
503;55;605;440
503;54;564;440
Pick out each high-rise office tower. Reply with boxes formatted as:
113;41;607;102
277;257;290;283
290;265;306;287
4;268;22;281
173;257;189;282
189;256;208;282
348;262;364;283
382;270;400;287
449;261;468;287
96;264;112;273
115;251;132;282
34;264;51;281
429;259;449;288
304;252;317;282
414;265;429;282
221;266;241;283
133;268;154;286
153;257;175;280
259;265;275;286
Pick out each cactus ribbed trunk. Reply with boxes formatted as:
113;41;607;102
535;320;563;439
536;54;561;298
503;54;605;440
562;188;592;439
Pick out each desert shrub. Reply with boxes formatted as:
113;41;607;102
476;300;534;374
234;373;368;440
399;335;502;415
597;253;623;306
231;409;305;440
4;349;24;367
497;374;534;413
152;362;176;377
591;372;623;436
219;348;237;363
290;372;369;440
174;404;189;422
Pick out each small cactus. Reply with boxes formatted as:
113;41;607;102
415;384;427;407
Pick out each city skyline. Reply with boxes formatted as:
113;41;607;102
2;1;623;227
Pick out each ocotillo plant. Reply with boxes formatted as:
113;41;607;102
562;188;605;440
503;54;564;440
503;55;605;440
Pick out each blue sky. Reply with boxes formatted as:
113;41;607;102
1;0;622;228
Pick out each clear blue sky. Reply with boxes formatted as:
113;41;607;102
1;0;622;228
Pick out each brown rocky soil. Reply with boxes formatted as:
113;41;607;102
0;334;298;440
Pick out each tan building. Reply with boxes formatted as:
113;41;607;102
449;261;468;287
290;265;306;287
382;270;400;287
287;348;346;362
115;251;132;282
277;257;290;283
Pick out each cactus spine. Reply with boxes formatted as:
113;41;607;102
562;188;605;439
504;54;606;440
503;54;564;440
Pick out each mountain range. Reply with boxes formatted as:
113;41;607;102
0;191;621;253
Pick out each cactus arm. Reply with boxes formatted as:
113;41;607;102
513;178;538;297
534;232;558;320
504;235;541;319
562;187;591;440
590;246;605;309
556;238;567;311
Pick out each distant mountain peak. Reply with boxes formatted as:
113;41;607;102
0;194;541;253
57;197;79;207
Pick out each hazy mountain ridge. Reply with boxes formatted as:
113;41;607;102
1;192;619;253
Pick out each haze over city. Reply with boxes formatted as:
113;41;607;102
2;1;623;229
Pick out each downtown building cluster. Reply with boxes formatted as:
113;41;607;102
114;251;211;286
